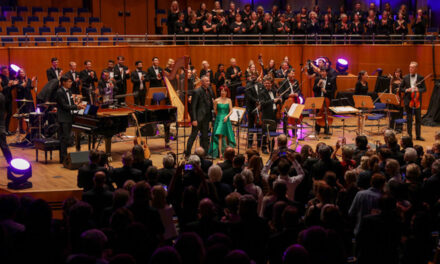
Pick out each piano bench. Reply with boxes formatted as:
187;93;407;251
34;138;61;164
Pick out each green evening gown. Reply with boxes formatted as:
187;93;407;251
208;103;236;158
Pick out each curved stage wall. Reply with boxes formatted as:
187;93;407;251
4;44;439;129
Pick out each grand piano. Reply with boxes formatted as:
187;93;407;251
72;105;177;156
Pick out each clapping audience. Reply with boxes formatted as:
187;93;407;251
1;132;440;264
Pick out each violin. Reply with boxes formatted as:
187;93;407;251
408;73;432;109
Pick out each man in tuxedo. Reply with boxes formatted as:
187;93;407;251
260;76;281;154
114;56;130;103
400;61;426;141
226;58;242;105
147;57;164;88
245;72;263;149
186;76;215;155
276;62;290;78
131;61;148;105
278;69;302;136
46;57;62;81
65;61;80;95
0;88;12;163
313;68;336;135
79;60;98;103
0;66;13;135
56;75;84;162
101;60;116;81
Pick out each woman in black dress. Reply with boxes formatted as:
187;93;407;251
349;13;364;44
202;13;217;44
355;70;369;95
389;68;404;130
230;13;246;44
167;1;180;35
214;64;226;94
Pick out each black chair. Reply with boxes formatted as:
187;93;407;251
34;138;61;164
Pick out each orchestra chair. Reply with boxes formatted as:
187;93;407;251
63;8;75;17
235;86;246;106
86;27;98;34
1;37;13;46
23;26;36;35
89;17;100;26
97;36;109;46
43;16;55;25
74;16;86;25
70;26;82;34
17;6;29;17
366;102;386;134
34;36;48;46
11;16;24;25
32;7;44;18
27;16;40;25
34;138;61;164
393;118;407;136
152;92;166;105
82;36;95;46
59;16;71;26
101;26;112;34
48;7;60;19
39;26;51;34
78;8;91;18
50;36;63;46
6;26;19;35
67;36;79;46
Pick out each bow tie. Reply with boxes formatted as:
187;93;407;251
411;74;416;78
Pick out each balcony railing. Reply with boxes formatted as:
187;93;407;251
1;33;439;46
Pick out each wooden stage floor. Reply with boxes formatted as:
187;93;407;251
0;115;438;217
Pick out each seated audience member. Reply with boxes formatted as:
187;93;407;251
195;146;213;173
208;164;232;207
132;145;153;176
82;171;114;226
111;151;142;189
151;185;178;242
219;147;235;172
222;154;245;187
349;173;386;235
77;149;107;191
158;154;176;186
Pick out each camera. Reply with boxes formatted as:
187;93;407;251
184;164;194;171
279;151;287;157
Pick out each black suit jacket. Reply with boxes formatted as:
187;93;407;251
56;87;78;123
400;74;426;107
191;86;215;123
226;66;242;84
259;88;278;120
0;74;11;99
111;166;142;189
245;81;264;111
131;70;148;93
65;70;81;94
147;66;164;87
313;76;336;99
114;64;129;91
79;69;98;97
77;163;107;191
46;67;62;81
278;79;301;101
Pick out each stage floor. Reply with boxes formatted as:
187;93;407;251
0;115;438;217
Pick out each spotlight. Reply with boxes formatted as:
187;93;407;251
336;58;349;75
10;64;21;73
298;96;304;104
7;158;32;190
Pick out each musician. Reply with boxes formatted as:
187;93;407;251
79;60;98;103
200;60;214;85
276;62;290;78
313;68;336;135
0;89;12;163
186;76;215;155
131;61;148;106
65;61;80;95
390;68;404;131
46;57;62;81
0;66;13;135
264;59;277;77
97;70;115;105
56;76;84;162
102;60;116;81
114;56;130;104
214;63;226;94
245;72;263;149
400;61;426;141
226;58;242;105
147;57;164;88
374;68;390;94
278;69;301;135
260;75;281;154
355;71;369;95
14;69;35;133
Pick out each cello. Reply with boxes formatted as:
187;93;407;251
315;78;333;129
280;80;306;127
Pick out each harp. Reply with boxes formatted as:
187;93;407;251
164;56;190;124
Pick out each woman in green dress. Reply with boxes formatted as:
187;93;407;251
209;86;236;159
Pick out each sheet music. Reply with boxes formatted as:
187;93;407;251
230;108;245;122
329;106;360;114
288;104;299;117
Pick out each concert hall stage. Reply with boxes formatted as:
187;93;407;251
0;118;438;218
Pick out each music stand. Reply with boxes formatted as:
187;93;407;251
304;97;324;140
379;93;400;130
287;103;305;141
353;95;375;135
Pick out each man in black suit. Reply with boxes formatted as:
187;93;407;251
400;61;426;140
226;58;242;105
77;149;107;191
147;57;164;88
101;60;116;82
260;76;281;154
131;61;148;105
313;68;336;135
114;56;130;103
65;61;81;95
46;57;62;81
56;75;84;162
79;60;98;103
0;66;13;135
0;89;12;163
97;70;116;105
245;72;263;149
186;76;215;155
278;69;302;136
111;151;142;189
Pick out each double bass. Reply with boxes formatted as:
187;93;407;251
315;78;333;128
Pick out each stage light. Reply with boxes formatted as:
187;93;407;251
7;158;32;190
10;64;21;73
336;58;349;75
299;96;304;104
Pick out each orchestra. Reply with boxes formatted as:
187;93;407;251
0;54;435;165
